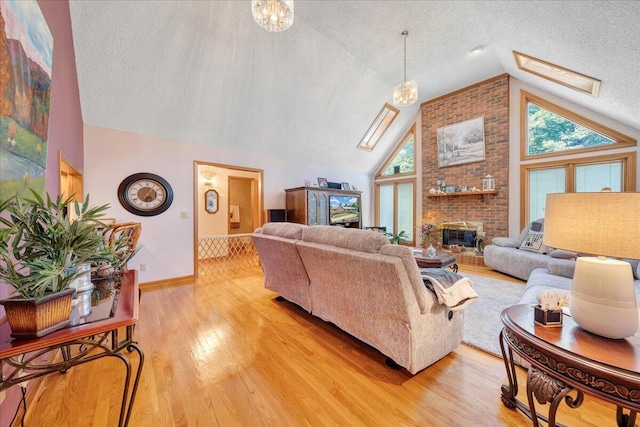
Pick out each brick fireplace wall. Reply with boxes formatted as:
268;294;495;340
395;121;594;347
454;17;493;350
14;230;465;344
421;74;509;243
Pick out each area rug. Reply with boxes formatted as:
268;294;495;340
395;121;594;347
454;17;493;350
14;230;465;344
458;273;525;358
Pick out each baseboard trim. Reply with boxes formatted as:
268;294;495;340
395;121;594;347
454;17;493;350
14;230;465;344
140;275;194;290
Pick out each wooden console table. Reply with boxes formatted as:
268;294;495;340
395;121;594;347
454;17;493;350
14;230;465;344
0;270;143;426
500;304;640;427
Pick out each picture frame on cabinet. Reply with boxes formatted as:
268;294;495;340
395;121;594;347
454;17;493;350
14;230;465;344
317;177;328;188
341;182;351;190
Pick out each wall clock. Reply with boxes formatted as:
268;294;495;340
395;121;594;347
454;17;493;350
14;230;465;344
205;189;219;214
118;172;174;216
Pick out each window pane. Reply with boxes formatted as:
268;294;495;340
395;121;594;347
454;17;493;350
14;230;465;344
381;134;415;176
397;182;414;240
378;185;394;234
576;162;622;192
529;168;566;221
527;102;615;156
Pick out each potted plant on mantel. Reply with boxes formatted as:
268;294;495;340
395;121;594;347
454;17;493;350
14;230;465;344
0;190;111;338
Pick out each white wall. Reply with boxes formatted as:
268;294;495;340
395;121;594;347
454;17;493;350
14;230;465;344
508;78;640;237
84;124;371;282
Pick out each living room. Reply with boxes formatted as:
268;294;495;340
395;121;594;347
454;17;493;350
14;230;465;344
1;1;640;425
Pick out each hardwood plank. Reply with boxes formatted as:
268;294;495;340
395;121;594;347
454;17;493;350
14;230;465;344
22;266;619;426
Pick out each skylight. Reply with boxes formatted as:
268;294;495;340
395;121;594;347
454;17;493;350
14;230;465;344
513;51;601;97
358;104;399;151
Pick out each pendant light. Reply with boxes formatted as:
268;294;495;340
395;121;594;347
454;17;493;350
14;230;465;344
252;0;294;32
393;31;418;107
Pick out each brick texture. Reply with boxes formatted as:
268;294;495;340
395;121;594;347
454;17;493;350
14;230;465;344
421;74;509;243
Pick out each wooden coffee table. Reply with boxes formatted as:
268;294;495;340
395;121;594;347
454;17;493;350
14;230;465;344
500;304;640;426
413;250;458;273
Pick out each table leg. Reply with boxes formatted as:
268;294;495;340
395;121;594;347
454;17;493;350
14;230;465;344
499;328;519;409
526;366;584;427
111;342;145;427
616;406;638;427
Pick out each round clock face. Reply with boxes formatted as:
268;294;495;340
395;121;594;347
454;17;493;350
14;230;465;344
118;173;173;216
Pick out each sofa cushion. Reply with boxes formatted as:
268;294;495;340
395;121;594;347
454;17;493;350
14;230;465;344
520;268;573;305
379;244;430;314
302;225;389;253
260;222;305;240
492;237;519;248
547;258;576;278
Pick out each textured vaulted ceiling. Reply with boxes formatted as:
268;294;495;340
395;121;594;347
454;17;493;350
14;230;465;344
69;1;640;174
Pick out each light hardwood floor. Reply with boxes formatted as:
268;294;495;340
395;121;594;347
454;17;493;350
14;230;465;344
22;265;617;426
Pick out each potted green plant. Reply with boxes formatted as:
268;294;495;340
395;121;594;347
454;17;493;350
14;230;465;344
0;190;111;338
387;230;410;245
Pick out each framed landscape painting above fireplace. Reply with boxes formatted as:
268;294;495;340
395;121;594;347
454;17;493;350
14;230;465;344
437;117;485;168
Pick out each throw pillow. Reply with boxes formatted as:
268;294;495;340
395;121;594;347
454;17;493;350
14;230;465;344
530;219;544;232
550;249;578;259
519;230;545;253
517;218;544;248
491;237;519;248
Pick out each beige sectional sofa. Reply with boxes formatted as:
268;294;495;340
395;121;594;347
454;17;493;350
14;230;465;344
252;223;463;374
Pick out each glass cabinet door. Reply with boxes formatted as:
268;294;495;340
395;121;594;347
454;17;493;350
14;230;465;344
308;192;318;225
319;193;328;225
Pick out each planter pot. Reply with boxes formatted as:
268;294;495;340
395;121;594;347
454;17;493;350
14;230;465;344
0;288;74;338
70;262;94;294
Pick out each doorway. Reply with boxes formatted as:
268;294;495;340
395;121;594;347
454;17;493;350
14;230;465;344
228;176;258;234
58;151;83;203
193;161;263;278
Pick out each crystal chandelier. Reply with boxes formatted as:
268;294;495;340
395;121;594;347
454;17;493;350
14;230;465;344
252;0;294;32
393;31;418;107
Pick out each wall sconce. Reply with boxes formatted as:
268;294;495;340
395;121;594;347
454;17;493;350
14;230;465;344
482;174;495;191
201;171;216;187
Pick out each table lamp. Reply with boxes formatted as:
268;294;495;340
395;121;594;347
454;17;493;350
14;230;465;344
543;192;640;339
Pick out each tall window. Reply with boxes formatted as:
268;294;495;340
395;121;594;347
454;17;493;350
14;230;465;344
375;125;417;244
519;91;637;228
521;91;636;160
521;152;635;226
379;133;415;176
376;180;415;242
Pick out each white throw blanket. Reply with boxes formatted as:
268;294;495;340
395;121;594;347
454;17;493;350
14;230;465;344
420;269;478;311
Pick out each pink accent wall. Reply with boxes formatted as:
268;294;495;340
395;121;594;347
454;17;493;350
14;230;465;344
1;1;82;423
39;0;84;193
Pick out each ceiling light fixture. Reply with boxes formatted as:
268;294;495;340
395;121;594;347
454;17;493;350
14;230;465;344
470;45;485;55
393;31;418;107
252;0;294;32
